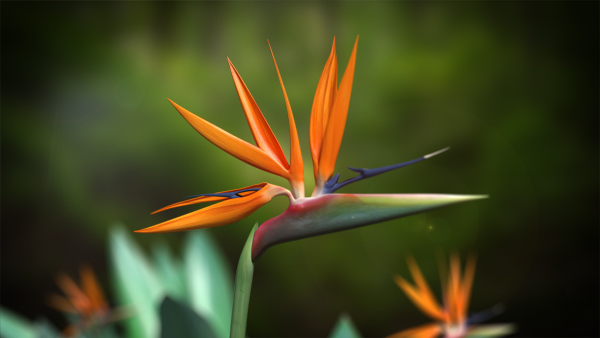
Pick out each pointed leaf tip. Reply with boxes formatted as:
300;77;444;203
329;314;362;338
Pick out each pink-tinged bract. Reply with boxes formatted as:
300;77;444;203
252;194;486;260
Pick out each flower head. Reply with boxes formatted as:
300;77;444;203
389;255;515;338
47;266;111;336
136;38;486;260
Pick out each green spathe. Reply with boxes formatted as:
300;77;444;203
252;194;486;260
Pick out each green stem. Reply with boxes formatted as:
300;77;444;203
230;223;257;338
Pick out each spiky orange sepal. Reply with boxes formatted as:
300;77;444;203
227;58;290;170
386;323;442;338
394;256;446;322
310;38;337;183
48;266;108;319
168;99;290;179
136;183;290;233
394;254;479;329
442;254;477;324
310;37;359;195
268;41;305;198
151;183;267;214
170;51;306;198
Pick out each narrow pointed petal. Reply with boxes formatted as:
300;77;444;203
317;37;359;185
461;254;477;320
56;274;92;315
151;183;267;214
386;323;441;338
252;193;487;260
80;266;108;313
396;256;445;321
168;99;289;178
136;184;289;233
310;38;337;181
268;41;304;198
394;275;445;321
47;294;77;313
448;253;462;322
227;58;289;170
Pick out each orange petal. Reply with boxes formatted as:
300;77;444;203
460;254;477;321
80;265;108;313
47;294;77;313
56;273;92;316
386;323;441;338
448;253;462;322
406;256;445;320
136;184;289;233
318;36;359;185
227;58;289;170
309;38;337;182
394;274;445;322
268;41;305;198
168;99;289;178
151;183;267;214
61;324;79;338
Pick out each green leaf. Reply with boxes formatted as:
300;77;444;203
109;226;163;338
78;321;121;338
34;319;60;338
159;297;216;338
184;230;233;338
0;308;36;338
152;242;186;300
230;223;257;338
328;314;362;338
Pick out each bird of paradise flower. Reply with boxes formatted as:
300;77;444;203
135;37;484;260
135;37;486;337
47;266;127;337
389;255;515;338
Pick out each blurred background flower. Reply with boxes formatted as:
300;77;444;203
48;266;112;337
389;254;514;338
1;1;597;337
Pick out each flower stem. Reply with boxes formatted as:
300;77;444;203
230;223;257;338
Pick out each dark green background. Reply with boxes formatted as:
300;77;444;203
2;1;598;337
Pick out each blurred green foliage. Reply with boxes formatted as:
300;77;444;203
329;314;362;338
1;1;597;337
109;227;231;338
0;228;363;338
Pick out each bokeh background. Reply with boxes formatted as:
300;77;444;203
2;1;598;337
